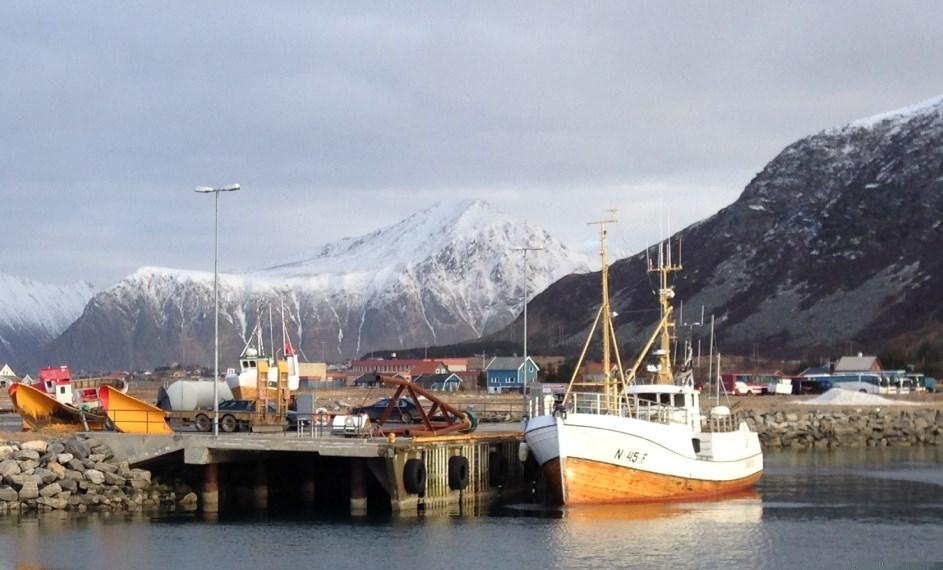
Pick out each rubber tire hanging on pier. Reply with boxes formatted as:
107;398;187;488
448;456;470;490
403;458;427;494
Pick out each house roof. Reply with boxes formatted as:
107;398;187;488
353;372;406;385
437;358;469;367
351;359;448;372
486;356;538;371
834;356;881;372
412;373;461;388
411;361;447;375
800;365;831;376
352;373;379;385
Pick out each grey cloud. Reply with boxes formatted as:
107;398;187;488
2;2;942;285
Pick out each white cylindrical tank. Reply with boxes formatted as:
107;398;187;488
162;380;234;411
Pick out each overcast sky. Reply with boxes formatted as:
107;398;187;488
3;2;942;288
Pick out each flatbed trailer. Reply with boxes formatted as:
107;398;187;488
168;407;278;433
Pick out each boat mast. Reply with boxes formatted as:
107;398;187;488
562;213;627;410
590;215;617;407
648;238;682;384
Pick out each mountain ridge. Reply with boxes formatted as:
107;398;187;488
43;199;590;371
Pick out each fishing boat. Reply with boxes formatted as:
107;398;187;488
9;382;109;432
8;366;125;432
225;310;300;401
523;219;763;504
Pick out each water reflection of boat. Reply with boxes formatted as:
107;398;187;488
524;221;763;504
562;491;762;523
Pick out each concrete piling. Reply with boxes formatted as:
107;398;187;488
349;459;367;514
253;461;268;511
300;458;316;508
202;463;219;513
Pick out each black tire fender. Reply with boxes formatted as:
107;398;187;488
403;458;427;494
448;455;470;490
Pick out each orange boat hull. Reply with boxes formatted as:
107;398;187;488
98;385;173;434
546;457;763;505
8;383;107;432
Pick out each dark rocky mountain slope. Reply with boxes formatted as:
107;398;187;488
516;96;943;363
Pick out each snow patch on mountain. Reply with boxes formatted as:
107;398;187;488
844;94;943;130
0;272;95;336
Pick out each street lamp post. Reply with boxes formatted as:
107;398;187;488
511;246;544;421
195;184;240;436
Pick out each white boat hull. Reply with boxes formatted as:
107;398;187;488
525;413;763;504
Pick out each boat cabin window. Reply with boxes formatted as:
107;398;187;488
59;386;67;394
659;393;672;406
638;393;658;404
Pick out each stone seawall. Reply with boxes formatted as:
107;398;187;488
740;408;943;449
0;435;195;514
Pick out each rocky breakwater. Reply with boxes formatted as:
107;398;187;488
740;407;943;450
0;436;197;514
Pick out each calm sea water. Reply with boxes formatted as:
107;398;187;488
1;447;942;570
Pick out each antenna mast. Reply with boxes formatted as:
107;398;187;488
647;237;682;384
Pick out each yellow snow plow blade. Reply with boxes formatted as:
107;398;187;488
99;385;173;434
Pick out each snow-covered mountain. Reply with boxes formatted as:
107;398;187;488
518;95;943;361
46;200;590;371
0;272;95;371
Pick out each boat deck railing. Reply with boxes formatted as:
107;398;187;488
534;392;695;427
531;392;743;432
699;414;741;433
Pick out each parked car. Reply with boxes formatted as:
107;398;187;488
352;398;423;423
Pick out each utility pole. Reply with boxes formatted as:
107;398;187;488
195;183;240;436
511;246;544;419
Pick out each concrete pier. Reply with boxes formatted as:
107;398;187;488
87;430;525;515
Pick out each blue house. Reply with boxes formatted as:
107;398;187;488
485;356;539;394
